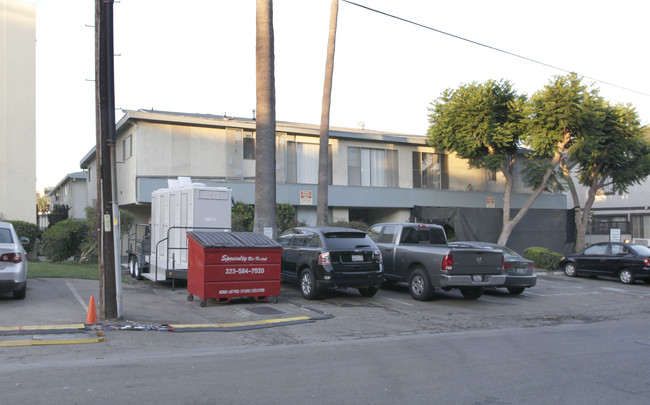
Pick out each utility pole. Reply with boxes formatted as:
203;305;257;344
95;0;118;320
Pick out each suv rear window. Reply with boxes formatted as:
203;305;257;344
323;232;372;249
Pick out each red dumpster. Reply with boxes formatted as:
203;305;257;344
186;231;282;306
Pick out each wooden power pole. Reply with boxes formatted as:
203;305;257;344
95;0;118;320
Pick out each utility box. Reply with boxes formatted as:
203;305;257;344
186;231;282;306
148;179;232;281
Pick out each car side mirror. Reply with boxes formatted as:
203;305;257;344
20;236;30;245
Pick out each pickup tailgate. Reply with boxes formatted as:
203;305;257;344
449;248;503;275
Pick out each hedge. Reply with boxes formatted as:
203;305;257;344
524;246;563;270
6;220;40;253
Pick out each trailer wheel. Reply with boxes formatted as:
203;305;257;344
200;299;207;307
134;261;143;280
187;294;194;301
128;256;136;278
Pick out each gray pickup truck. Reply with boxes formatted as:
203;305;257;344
367;223;506;300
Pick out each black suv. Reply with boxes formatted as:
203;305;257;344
277;227;383;299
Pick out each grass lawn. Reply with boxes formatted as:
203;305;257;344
27;261;100;280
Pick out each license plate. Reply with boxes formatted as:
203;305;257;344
351;255;364;262
472;275;483;282
516;268;526;275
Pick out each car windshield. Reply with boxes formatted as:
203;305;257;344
0;228;14;244
323;232;371;249
630;244;650;256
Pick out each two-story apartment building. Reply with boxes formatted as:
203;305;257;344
47;172;88;220
79;110;566;233
569;179;650;246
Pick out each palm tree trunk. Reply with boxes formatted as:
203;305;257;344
317;0;339;226
254;0;277;238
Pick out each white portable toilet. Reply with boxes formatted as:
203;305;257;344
148;179;232;281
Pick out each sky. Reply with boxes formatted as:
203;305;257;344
31;0;650;191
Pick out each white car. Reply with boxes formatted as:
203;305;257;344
0;221;29;299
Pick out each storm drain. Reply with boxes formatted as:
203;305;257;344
247;306;285;316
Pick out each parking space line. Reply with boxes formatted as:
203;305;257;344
600;287;650;296
384;297;415;307
66;281;88;312
526;291;601;297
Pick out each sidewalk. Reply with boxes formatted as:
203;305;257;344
0;274;329;346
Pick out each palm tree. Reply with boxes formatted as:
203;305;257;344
317;0;339;226
254;0;278;238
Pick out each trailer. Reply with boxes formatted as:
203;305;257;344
126;178;232;284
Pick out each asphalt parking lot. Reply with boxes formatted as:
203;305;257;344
3;269;650;339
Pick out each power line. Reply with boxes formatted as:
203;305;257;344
341;0;650;98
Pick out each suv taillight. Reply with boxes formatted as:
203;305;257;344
644;258;650;267
0;253;22;263
318;252;331;266
441;254;453;271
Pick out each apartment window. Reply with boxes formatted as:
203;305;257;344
348;147;398;187
243;135;255;160
600;177;615;195
631;215;650;238
123;135;132;161
286;141;332;184
590;216;630;235
413;152;447;189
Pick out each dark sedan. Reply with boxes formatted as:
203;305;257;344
449;241;536;294
277;227;383;300
560;242;650;284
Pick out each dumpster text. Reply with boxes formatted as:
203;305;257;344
224;267;265;275
221;254;269;263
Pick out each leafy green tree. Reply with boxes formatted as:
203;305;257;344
567;104;650;251
37;193;50;214
428;74;604;245
427;79;526;245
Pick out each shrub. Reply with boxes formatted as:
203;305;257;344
232;202;255;232
80;207;136;262
524;246;563;270
329;220;369;231
41;219;89;262
6;220;40;253
231;202;304;233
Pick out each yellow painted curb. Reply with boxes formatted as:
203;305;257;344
169;316;312;329
0;333;105;347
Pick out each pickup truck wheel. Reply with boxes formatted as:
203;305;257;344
358;286;378;297
507;287;525;295
460;287;483;300
409;268;433;301
300;268;320;300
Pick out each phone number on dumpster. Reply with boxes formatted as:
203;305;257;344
224;267;265;275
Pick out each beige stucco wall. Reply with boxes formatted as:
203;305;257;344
0;0;36;222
